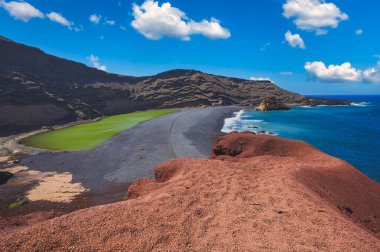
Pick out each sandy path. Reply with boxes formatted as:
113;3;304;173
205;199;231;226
20;106;240;194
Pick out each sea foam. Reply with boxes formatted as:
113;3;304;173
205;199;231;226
350;102;371;107
221;109;268;134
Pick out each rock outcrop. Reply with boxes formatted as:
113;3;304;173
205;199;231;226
255;97;290;111
1;132;379;251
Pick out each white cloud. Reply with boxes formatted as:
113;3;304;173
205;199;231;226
88;54;107;71
47;12;74;30
0;0;44;22
363;62;380;83
188;18;230;39
105;18;116;25
131;0;230;40
355;29;363;35
89;14;115;26
280;71;294;76
285;31;305;49
260;42;271;52
283;0;348;35
305;61;380;83
1;1;81;31
250;77;273;82
305;62;361;82
120;25;127;30
73;25;83;32
89;13;101;24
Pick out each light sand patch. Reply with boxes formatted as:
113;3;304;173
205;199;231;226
26;172;87;203
1;160;87;203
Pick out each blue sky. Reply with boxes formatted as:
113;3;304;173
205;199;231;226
1;0;380;95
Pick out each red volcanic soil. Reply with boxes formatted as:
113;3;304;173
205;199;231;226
1;132;380;251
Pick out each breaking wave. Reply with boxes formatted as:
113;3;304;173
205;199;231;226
221;110;276;135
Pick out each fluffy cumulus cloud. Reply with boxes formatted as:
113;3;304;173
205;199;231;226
285;31;305;49
283;0;348;35
305;61;380;83
0;0;44;22
131;0;230;40
189;18;230;39
88;54;107;71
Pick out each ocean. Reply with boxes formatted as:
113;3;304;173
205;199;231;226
221;95;380;182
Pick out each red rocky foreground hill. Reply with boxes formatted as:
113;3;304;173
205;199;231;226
1;132;380;251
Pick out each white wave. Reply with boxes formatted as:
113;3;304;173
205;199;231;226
350;102;371;107
317;104;352;107
221;110;245;133
221;109;274;135
242;119;264;123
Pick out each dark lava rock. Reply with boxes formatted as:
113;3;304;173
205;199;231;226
255;97;290;111
0;171;13;185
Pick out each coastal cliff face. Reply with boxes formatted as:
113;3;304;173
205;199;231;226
0;36;308;134
2;132;379;251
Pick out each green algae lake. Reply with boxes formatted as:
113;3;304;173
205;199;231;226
21;110;177;151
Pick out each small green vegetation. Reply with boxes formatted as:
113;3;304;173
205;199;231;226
7;155;19;164
21;110;177;151
9;197;28;209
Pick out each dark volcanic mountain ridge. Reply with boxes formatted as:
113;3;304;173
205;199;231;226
0;36;322;134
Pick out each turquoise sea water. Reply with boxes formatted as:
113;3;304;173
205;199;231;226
222;95;380;182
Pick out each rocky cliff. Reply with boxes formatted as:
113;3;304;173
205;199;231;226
1;132;379;251
0;36;316;134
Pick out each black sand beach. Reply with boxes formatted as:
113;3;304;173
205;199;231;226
18;106;241;194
